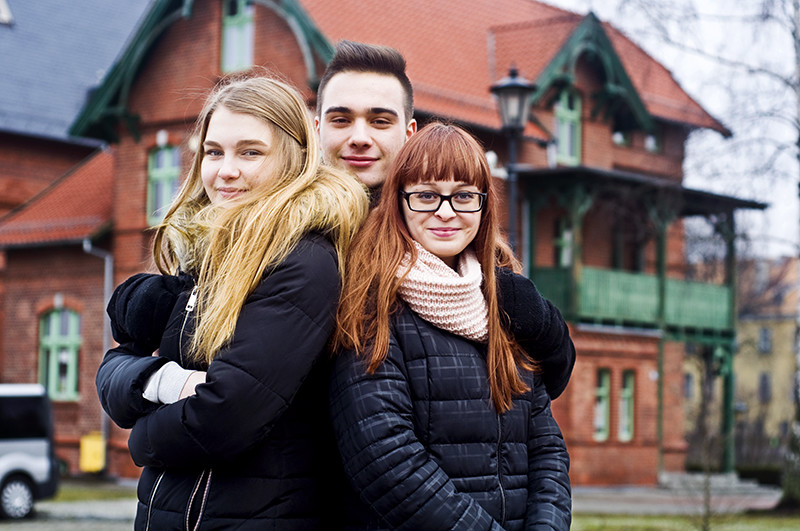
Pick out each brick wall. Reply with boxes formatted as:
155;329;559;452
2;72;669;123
0;243;108;474
552;329;669;485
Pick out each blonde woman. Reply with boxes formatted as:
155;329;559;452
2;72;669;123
96;75;368;530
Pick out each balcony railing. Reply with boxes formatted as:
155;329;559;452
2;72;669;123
532;266;732;333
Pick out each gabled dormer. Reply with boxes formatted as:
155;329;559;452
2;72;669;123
533;12;654;137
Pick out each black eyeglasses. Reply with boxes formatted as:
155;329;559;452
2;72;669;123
400;190;487;212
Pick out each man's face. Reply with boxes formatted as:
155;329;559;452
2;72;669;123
316;71;416;189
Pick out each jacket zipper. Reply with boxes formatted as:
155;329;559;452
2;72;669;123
496;414;506;525
185;468;212;531
193;469;213;531
145;470;165;531
179;285;199;365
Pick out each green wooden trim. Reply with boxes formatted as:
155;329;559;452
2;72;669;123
38;309;82;402
221;0;255;73
532;12;654;133
522;190;548;274
70;0;191;141
276;0;335;79
554;89;582;166
619;370;635;442
70;0;334;141
594;368;611;442
565;185;593;318
532;265;734;334
147;146;181;225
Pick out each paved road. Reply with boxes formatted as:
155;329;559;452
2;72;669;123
0;499;135;530
0;477;783;529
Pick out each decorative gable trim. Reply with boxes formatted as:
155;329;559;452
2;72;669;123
533;12;654;133
261;0;334;87
69;0;191;142
70;0;332;143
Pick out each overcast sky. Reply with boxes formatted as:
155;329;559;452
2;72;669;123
540;0;799;257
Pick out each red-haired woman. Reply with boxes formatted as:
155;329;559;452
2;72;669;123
331;122;572;530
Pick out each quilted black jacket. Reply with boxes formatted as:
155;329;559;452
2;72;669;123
329;305;572;531
96;234;344;530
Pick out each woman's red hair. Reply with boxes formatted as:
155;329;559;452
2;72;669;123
333;122;533;412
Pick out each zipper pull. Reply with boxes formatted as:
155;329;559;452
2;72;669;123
185;286;199;312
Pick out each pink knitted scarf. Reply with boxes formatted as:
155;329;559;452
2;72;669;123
397;241;489;342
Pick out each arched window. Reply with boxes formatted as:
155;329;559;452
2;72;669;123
38;309;81;401
222;0;254;72
554;89;581;166
147;145;181;225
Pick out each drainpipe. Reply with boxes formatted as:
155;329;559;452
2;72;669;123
82;238;113;470
722;214;737;474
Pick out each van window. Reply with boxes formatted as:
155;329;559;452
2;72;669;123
0;396;50;439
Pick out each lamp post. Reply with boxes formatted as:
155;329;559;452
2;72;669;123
491;67;536;253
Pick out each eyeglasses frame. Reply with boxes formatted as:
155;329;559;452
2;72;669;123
399;190;487;213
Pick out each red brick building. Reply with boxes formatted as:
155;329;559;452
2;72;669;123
0;0;764;485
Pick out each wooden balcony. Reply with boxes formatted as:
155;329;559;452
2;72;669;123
532;266;732;334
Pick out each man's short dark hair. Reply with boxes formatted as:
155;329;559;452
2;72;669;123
316;40;414;123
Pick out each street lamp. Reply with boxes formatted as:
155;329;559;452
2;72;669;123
490;66;536;253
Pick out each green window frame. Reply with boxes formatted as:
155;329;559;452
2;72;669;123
593;368;611;442
553;216;573;267
222;0;254;73
147;146;181;225
618;370;635;442
39;309;81;401
554;89;581;166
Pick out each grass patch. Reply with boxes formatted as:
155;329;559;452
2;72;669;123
52;477;136;502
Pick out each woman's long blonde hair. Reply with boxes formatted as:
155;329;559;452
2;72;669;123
153;75;368;365
333;122;532;412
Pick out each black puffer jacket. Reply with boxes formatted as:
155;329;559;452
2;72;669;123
96;234;344;530
329;304;572;531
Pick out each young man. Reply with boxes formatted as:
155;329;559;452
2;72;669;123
315;40;416;192
316;40;575;399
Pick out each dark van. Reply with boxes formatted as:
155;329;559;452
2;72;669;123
0;384;59;519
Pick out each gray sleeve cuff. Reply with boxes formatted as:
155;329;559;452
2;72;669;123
142;361;194;404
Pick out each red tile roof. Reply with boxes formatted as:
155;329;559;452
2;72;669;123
0;150;113;247
299;0;727;134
